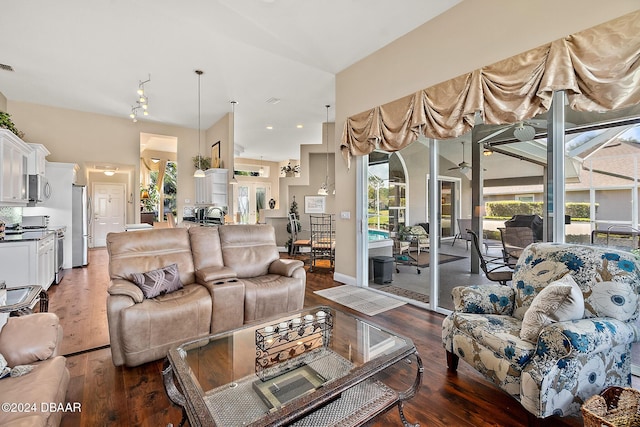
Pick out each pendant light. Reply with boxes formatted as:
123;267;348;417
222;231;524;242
318;104;330;195
229;100;239;185
193;69;206;178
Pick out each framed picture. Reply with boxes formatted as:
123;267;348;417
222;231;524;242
211;141;221;168
305;196;326;214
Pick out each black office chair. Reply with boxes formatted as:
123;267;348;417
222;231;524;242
467;229;513;286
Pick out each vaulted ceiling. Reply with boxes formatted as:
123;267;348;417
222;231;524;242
0;0;461;161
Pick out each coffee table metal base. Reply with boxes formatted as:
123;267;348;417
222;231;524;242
163;352;422;427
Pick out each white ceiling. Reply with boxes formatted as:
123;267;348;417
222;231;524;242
0;0;461;162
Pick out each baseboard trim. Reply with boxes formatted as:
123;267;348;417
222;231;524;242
333;272;356;286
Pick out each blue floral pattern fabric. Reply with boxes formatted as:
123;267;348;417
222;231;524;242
442;243;640;420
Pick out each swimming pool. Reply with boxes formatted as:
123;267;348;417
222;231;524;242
368;229;390;241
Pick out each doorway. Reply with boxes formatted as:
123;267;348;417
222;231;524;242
426;176;461;242
236;182;271;224
92;183;126;247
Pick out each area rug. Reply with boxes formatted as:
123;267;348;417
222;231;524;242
403;252;465;268
374;285;430;304
314;285;406;316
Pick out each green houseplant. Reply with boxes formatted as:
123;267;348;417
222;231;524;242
192;154;212;171
0;112;24;139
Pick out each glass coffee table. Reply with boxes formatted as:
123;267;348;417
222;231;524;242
0;285;47;315
163;305;422;427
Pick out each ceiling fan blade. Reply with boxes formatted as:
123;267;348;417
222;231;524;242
525;119;547;129
477;126;511;143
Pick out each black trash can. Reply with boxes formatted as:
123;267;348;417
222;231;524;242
372;256;394;285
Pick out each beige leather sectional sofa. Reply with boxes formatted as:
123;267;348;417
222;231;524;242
106;224;306;367
0;313;70;427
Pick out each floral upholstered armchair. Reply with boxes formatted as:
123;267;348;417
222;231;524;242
442;242;640;422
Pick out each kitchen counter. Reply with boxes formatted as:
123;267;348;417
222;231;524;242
0;230;55;242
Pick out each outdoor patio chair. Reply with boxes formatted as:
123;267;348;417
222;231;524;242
468;229;513;286
499;226;536;266
452;218;472;249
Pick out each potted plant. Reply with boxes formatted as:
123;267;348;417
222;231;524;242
0;112;24;139
192;154;212;171
280;162;300;177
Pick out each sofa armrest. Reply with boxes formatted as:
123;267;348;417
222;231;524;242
269;258;304;277
451;284;515;315
195;266;237;284
108;279;144;303
536;317;637;359
0;313;62;366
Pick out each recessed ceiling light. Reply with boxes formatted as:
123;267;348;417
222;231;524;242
266;125;273;130
296;124;303;129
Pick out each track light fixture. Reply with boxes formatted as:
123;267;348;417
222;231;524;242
129;74;151;122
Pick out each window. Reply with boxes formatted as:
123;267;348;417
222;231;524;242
516;194;534;202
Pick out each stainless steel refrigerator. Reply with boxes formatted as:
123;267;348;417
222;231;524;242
72;184;89;267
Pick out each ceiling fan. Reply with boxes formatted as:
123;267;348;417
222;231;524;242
448;141;470;173
478;119;548;143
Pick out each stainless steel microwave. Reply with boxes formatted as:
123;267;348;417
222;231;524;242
28;174;51;203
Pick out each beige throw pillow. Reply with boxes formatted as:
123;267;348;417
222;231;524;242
520;275;584;343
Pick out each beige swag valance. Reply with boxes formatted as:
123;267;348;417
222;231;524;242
340;10;640;166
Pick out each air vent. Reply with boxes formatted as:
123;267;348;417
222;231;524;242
0;64;14;72
265;97;281;105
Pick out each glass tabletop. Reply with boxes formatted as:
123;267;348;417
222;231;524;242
0;285;43;313
166;305;415;426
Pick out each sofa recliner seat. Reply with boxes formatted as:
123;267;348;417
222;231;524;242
106;224;305;367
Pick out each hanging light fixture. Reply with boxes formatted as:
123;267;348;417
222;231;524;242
318;105;330;195
229;100;239;185
193;70;206;178
129;74;150;122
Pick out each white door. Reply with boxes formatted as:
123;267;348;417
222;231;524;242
92;183;125;247
235;182;270;224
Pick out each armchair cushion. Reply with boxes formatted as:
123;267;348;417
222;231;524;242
450;313;536;368
452;284;515;315
520;275;584;343
131;263;183;298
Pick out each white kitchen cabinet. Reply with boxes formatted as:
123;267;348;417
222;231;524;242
0;129;30;205
27;143;50;176
0;233;56;290
195;168;228;206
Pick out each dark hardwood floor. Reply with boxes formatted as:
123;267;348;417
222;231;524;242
48;248;583;427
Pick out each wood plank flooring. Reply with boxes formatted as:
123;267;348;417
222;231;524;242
47;248;583;427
